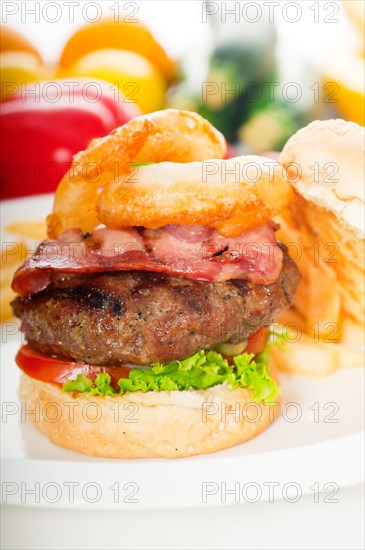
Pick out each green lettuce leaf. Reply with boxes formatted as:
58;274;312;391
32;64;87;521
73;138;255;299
131;162;155;167
62;331;283;403
63;375;93;393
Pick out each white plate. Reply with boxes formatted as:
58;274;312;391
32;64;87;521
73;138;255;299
1;195;364;510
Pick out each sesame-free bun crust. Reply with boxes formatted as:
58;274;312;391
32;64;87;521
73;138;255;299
19;372;281;459
280;119;365;237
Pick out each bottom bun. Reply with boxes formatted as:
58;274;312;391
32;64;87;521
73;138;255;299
19;371;281;458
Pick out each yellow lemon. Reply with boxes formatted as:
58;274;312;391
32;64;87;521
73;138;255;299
0;25;42;62
59;19;176;84
0;51;46;101
69;48;166;113
324;50;364;125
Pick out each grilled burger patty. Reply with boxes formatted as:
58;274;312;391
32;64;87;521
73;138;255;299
12;249;299;366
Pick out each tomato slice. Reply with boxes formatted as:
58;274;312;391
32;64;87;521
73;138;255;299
16;333;269;391
16;345;136;389
245;328;269;356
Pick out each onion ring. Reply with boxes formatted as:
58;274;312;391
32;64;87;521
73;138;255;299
97;156;293;237
47;109;226;238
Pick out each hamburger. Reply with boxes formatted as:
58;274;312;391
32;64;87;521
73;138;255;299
11;109;300;458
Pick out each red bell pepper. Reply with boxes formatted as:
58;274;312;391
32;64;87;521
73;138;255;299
0;78;140;199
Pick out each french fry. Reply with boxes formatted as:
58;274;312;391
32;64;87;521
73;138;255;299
1;261;24;289
1;241;28;322
269;203;363;376
1;242;27;285
341;314;365;344
0;285;16;322
288;278;309;323
275;214;308;276
278;307;305;328
6;220;46;240
270;332;364;376
1;241;27;266
1;221;44;323
306;261;341;339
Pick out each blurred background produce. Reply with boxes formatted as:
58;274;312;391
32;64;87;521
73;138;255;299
0;17;175;199
0;0;363;200
322;0;365;126
58;18;177;83
1;78;140;199
169;11;310;150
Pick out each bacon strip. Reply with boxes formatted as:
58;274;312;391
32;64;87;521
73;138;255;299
12;223;283;296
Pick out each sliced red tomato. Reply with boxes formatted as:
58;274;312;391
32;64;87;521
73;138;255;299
16;345;136;389
246;327;269;355
16;334;269;391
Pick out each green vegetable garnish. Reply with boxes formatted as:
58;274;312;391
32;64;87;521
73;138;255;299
131;162;155;166
62;329;285;403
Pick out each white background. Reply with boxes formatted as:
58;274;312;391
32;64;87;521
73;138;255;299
1;1;359;69
2;484;365;550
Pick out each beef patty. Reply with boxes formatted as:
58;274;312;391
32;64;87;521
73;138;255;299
12;249;300;365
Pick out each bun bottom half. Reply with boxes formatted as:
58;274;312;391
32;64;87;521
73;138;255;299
19;371;281;458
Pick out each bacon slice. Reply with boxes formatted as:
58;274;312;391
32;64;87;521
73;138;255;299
12;223;283;296
144;223;283;284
